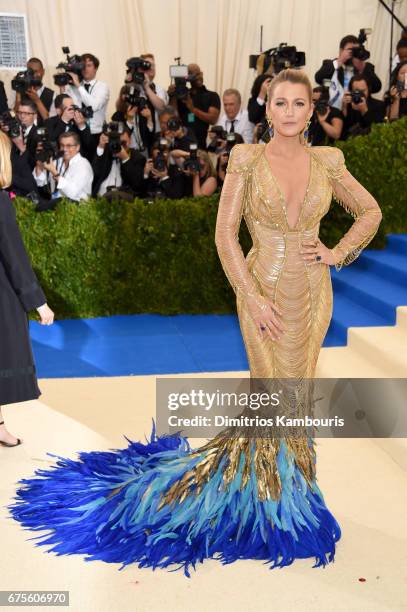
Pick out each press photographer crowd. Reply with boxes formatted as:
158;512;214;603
0;29;406;210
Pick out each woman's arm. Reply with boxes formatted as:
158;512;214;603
325;148;383;271
192;174;217;196
0;194;47;311
215;145;264;303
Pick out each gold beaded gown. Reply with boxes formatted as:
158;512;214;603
9;143;382;576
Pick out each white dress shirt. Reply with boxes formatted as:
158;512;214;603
65;79;110;134
33;152;94;202
151;82;169;133
218;108;255;143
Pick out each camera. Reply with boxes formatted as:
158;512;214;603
53;47;84;86
72;104;94;119
351;29;372;62
34;127;60;163
166;117;182;132
207;125;227;152
169;61;190;100
225;132;237;151
11;68;42;93
102;121;124;154
183;143;200;173
123;85;147;110
249;43;305;75
351;89;365;104
153;138;169;171
255;117;271;144
0;111;22;139
125;57;151;86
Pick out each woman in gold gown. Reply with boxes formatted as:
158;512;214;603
9;69;382;576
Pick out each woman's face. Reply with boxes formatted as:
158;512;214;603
397;63;407;84
267;82;313;138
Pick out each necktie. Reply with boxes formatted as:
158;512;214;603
229;120;236;133
21;126;27;143
150;82;156;94
84;83;91;92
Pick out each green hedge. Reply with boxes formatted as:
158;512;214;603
16;116;407;319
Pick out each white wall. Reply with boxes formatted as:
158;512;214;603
0;0;405;117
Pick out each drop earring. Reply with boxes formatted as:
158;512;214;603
301;117;312;146
266;115;274;137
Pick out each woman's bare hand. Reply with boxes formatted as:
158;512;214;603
36;303;54;325
300;238;336;265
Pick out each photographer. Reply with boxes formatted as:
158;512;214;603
143;139;185;199
182;148;217;197
158;106;197;151
218;89;254;143
113;86;154;156
0;100;39;197
140;53;169;133
92;124;146;199
315;34;382;110
0;81;7;114
214;134;243;187
45;94;94;161
33;131;93;204
168;63;221;149
62;53;109;148
386;60;407;121
308;86;344;145
247;74;273;125
341;75;385;139
13;58;55;126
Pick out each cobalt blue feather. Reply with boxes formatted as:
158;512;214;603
8;421;341;577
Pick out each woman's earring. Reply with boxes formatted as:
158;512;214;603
302;117;312;146
266;115;274;137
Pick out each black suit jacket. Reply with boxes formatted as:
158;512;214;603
342;96;386;139
0;81;8;114
315;60;382;94
92;148;146;197
44;116;94;161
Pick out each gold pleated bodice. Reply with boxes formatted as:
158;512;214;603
215;143;382;379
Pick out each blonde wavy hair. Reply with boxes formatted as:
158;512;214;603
0;131;12;189
197;149;217;179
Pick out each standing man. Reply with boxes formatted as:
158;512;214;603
63;53;110;151
14;58;55;126
168;63;221;149
315;35;382;110
218;88;255;143
140;53;169;134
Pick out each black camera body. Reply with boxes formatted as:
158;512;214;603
167;117;182;131
351;29;371;62
0;111;22;139
183;143;200;173
256;117;271;144
34;127;60;163
249;43;305;75
11;68;42;93
102;121;124;154
351;89;365;104
54;47;84;86
174;77;190;100
125;57;151;86
153;138;169;171
72;104;94;119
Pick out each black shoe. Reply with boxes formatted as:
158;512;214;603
0;421;22;447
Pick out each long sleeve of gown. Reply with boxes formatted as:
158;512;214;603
0;193;46;312
215;145;263;303
324;147;383;272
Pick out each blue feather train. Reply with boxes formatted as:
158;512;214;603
8;423;341;577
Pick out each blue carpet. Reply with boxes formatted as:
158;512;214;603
31;234;407;377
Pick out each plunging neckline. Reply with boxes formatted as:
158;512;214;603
262;144;314;231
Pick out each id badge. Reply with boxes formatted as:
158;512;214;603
187;112;195;123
